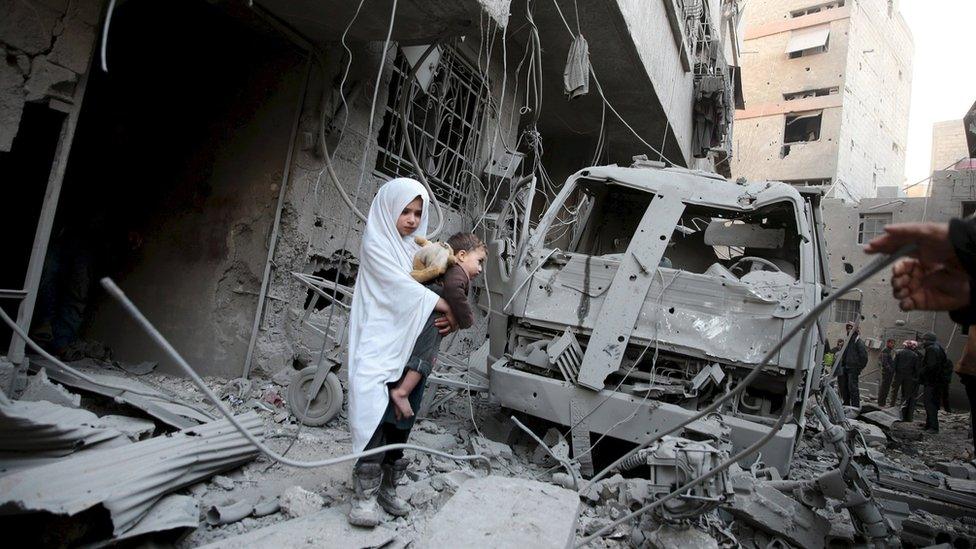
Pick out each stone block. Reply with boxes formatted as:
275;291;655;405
25;55;77;101
419;476;580;549
48;17;96;73
0;0;60;54
0;54;27;152
279;485;324;518
96;414;156;440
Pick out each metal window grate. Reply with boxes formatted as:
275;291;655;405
376;48;488;211
857;213;891;244
833;298;861;323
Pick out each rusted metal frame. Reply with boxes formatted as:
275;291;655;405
241;55;313;380
576;187;687;390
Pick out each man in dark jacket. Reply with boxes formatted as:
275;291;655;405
837;322;869;407
878;338;897;406
894;340;922;421
919;332;948;432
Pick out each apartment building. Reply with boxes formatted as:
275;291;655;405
731;0;913;201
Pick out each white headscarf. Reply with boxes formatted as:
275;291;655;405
347;178;441;452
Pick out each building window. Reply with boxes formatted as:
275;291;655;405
833;298;861;323
783;87;838;101
376;47;488;211
784;111;823;143
962;201;976;219
857;213;892;244
786;24;830;58
790;1;845;17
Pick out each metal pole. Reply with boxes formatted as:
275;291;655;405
241;55;312;380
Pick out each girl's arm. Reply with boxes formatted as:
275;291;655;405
434;298;458;334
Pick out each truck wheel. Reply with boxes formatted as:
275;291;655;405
288;368;343;426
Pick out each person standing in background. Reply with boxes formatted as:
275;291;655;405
878;338;897;407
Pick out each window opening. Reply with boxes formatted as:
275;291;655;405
857;213;891;244
784;111;823;143
376;47;488;211
783;87;838;101
833;298;861;323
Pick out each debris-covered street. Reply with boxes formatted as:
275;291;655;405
2;0;976;547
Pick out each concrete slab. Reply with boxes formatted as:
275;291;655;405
197;506;396;549
860;410;900;430
848;419;887;446
419;476;580;549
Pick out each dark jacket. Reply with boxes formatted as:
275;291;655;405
919;340;948;386
880;347;894;371
437;264;475;330
949;217;976;329
840;335;868;372
893;348;921;379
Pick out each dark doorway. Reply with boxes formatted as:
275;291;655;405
0;104;67;350
34;0;306;375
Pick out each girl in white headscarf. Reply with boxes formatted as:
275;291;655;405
346;178;456;527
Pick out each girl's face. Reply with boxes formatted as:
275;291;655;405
397;197;423;237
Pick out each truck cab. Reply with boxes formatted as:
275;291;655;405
484;163;830;476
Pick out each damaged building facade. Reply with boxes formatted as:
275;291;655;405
6;2;976;548
730;0;913;202
2;0;742;381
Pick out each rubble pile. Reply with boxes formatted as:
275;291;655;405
2;348;975;548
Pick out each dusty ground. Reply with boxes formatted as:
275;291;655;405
18;357;976;548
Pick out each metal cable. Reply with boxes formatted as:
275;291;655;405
97;277;490;471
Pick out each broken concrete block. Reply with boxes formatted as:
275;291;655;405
212;475;236;491
644;524;719;549
410;430;458;452
861;410;900;430
724;475;830;549
95;415;156;441
468;435;513;462
279;486;324;518
935;462;973;480
848;419;887;446
48;17;96;73
25;55;77;102
0;0;60;54
419;476;580;549
0;56;27;153
20;369;81;408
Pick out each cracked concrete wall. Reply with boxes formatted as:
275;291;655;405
251;37;520;377
0;0;102;151
823;169;976;408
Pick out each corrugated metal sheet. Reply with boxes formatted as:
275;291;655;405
0;412;264;536
31;356;215;429
0;396;128;457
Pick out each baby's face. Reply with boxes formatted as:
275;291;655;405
397;197;423;237
456;247;487;279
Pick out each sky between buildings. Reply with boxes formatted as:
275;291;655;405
900;0;976;188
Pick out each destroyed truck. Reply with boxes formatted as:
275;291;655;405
484;163;829;476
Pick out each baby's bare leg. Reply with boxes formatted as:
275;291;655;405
390;370;422;419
